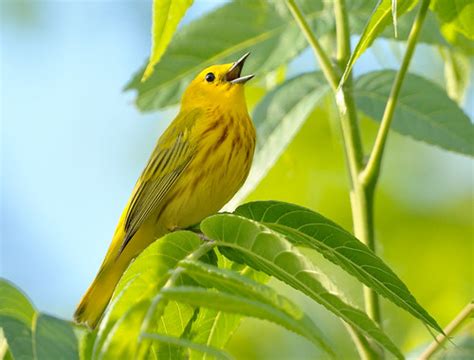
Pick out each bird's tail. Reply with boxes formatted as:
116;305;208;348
73;262;123;328
74;225;130;329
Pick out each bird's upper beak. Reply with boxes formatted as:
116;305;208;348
226;52;254;84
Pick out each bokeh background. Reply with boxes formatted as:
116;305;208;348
1;1;472;358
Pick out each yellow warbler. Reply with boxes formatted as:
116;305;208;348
74;53;256;328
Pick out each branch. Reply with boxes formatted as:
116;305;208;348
361;0;431;188
334;0;351;66
286;1;378;358
285;0;339;91
419;302;474;360
333;0;365;176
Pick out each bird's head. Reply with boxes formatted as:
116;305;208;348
182;53;254;112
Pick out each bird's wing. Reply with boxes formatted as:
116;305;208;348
119;109;201;254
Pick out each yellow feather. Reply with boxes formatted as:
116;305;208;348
74;58;256;328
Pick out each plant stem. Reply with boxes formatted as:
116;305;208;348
334;0;350;66
361;0;431;188
350;185;380;323
286;1;377;358
344;324;380;360
357;0;431;325
287;0;433;358
419;302;474;359
333;0;381;330
285;0;339;91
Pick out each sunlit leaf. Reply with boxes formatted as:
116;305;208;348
340;0;419;85
292;0;444;47
99;300;151;360
354;70;474;156
431;0;474;40
142;333;234;360
440;47;471;103
179;260;300;318
149;300;195;359
179;259;332;353
126;0;326;112
78;328;96;360
0;330;8;360
161;286;333;355
187;309;240;360
94;231;204;358
142;0;194;81
235;201;444;334
200;214;403;359
186;255;265;359
227;72;330;210
325;0;444;45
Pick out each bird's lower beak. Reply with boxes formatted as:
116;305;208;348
226;52;255;84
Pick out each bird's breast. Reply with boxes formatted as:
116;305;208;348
159;111;255;229
195;111;255;189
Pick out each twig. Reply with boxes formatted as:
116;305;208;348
361;0;431;188
418;302;474;359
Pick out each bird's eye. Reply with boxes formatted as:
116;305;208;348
205;72;215;83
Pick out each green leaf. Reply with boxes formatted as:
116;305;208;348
0;278;35;325
354;70;474;156
161;286;333;356
0;329;8;360
99;300;151;360
446;31;474;55
227;72;330;209
179;259;332;353
440;47;471;103
340;0;419;85
378;9;445;44
200;214;403;359
149;300;195;359
187;309;240;360
0;279;36;359
142;333;234;360
94;231;204;359
0;280;83;360
0;316;34;360
35;314;79;360
334;0;445;53
431;0;474;40
235;200;444;334
180;261;300;318
338;0;445;45
142;0;194;81
186;255;264;359
126;0;325;112
78;328;96;360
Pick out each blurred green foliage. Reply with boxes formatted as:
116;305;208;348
1;0;473;359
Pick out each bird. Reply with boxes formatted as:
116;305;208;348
74;53;256;328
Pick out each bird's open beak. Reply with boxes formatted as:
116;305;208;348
226;52;255;84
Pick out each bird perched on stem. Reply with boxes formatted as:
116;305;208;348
74;53;256;328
